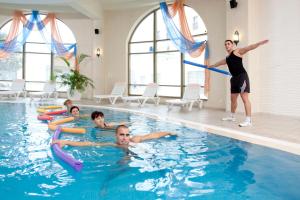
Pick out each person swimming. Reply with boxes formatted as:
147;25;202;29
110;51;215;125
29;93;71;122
69;106;89;119
63;99;73;112
52;125;176;149
91;111;126;129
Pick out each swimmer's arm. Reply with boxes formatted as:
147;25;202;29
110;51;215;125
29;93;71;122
238;39;269;55
96;121;129;129
131;132;176;143
93;122;114;129
106;121;129;128
79;114;90;119
112;121;128;125
104;122;116;128
208;59;226;68
52;140;116;148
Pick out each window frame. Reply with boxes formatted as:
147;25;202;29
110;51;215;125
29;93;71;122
0;13;76;92
128;6;208;98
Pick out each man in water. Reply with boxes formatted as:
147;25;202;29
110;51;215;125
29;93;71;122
209;39;268;127
52;125;175;148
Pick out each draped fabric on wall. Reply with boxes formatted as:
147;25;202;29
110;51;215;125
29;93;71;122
204;45;210;97
0;10;77;63
160;1;206;57
160;0;210;96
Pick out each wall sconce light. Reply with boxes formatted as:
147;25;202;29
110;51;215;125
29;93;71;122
233;30;239;45
96;48;101;57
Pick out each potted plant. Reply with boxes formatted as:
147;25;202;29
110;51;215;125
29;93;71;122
59;53;94;100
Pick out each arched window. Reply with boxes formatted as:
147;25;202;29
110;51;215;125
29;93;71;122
128;6;207;97
0;14;76;92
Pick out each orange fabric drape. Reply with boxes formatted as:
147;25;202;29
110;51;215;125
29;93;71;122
0;11;27;59
167;0;206;58
168;0;210;96
1;11;76;67
43;13;76;68
168;0;183;17
204;58;210;97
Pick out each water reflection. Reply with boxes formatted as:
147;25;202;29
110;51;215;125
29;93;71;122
0;103;76;198
127;129;255;199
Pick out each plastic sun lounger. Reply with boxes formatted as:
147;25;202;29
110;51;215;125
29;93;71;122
94;82;126;104
122;83;160;107
166;84;203;111
0;79;26;99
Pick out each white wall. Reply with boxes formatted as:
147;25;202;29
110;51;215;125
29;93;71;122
0;11;13;26
103;7;150;96
103;0;227;109
247;0;261;113
55;16;104;99
62;18;94;98
254;0;300;117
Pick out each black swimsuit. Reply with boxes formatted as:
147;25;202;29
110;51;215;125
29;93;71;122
226;51;250;93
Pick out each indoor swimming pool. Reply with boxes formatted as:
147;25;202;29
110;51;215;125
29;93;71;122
0;102;300;200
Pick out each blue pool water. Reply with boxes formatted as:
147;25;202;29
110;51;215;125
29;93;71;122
0;102;300;200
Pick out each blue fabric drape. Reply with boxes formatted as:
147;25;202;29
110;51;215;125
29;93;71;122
0;10;76;58
159;2;206;55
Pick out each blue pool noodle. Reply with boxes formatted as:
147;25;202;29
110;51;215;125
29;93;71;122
183;60;231;76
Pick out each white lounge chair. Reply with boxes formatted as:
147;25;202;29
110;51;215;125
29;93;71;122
94;82;126;104
0;79;26;99
29;82;58;101
122;83;160;107
166;84;203;111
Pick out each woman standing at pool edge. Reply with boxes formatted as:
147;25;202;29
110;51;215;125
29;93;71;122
209;39;269;127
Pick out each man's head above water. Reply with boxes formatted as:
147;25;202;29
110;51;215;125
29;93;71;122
115;125;130;145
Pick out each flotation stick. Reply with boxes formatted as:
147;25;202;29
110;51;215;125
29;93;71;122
48;124;86;134
37;115;54;121
37;110;67;121
37;105;66;115
52;127;83;171
50;117;75;125
44;109;67;115
37;108;47;113
40;105;62;109
183;60;231;76
48;117;86;134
